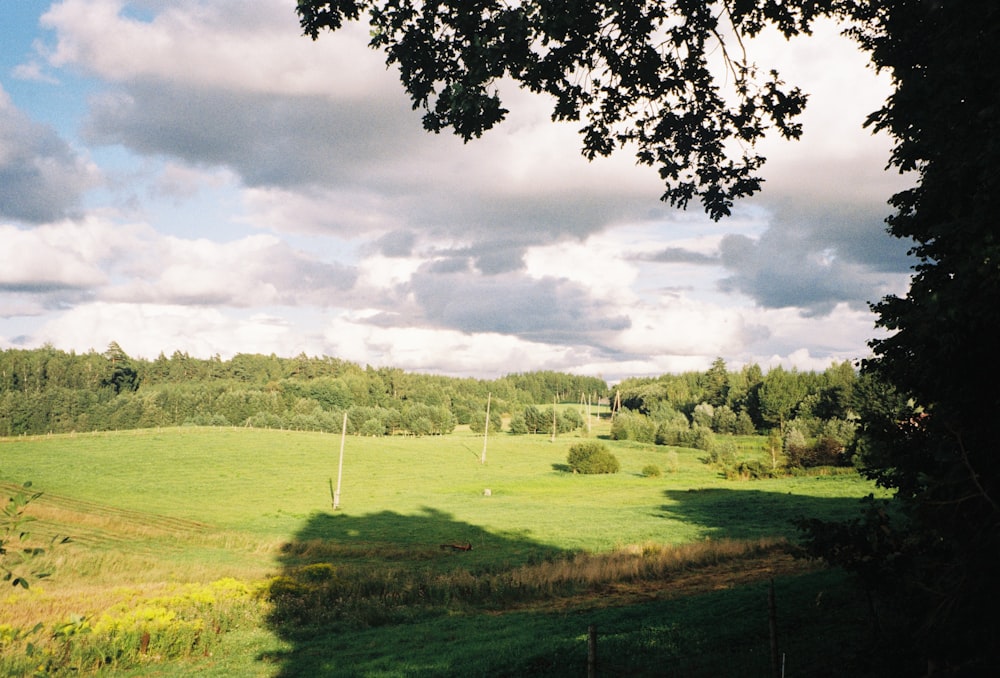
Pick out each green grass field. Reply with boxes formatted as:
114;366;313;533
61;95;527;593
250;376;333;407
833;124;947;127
1;425;890;676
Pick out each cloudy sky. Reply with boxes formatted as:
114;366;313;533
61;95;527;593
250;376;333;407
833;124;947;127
1;0;914;381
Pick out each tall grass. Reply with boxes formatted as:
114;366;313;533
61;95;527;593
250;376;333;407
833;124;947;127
264;536;802;631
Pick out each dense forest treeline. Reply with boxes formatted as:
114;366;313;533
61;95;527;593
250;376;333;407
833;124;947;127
0;343;604;437
610;358;862;472
1;346;863;466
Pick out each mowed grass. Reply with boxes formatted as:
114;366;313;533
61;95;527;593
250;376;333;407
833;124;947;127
1;425;885;676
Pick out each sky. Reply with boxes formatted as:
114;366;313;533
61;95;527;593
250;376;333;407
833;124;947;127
0;0;915;382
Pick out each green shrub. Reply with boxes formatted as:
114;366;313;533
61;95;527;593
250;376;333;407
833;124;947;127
359;418;386;436
723;459;779;481
641;464;662;478
690;425;716;452
567;442;620;474
654;422;686;446
788;435;850;468
468;408;502;434
783;426;809;466
507;414;528;434
735;410;757;434
610;410;656;443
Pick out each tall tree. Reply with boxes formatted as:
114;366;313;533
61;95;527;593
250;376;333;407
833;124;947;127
756;366;803;432
298;0;1000;669
839;0;1000;669
701;357;729;407
102;342;139;395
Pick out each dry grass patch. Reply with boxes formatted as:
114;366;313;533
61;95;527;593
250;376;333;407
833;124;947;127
501;537;800;602
264;536;812;631
507;538;822;612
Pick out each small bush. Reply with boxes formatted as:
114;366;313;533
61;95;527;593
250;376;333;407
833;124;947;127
787;435;850;469
690;425;715;452
567;442;620;474
641;464;662;478
783;427;809;466
723;459;779;481
610;410;656;443
359;418;386;436
655;422;686;446
810;436;848;466
507;414;528;434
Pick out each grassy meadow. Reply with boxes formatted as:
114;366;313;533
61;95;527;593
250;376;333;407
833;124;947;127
1;422;889;676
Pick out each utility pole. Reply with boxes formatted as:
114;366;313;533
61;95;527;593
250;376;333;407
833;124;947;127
481;392;491;465
551;395;557;442
333;411;347;509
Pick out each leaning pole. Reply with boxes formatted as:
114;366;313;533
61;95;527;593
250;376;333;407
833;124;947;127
481;392;491;465
333;411;346;509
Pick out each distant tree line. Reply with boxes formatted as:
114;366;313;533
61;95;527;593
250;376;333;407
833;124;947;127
1;345;863;459
0;343;606;437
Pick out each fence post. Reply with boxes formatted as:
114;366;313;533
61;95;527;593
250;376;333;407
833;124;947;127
588;624;597;678
769;578;780;678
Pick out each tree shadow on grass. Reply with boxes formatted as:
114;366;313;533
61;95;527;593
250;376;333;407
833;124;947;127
261;506;569;677
660;486;871;541
259;490;875;676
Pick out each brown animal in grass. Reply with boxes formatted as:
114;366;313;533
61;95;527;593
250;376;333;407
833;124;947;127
439;542;473;551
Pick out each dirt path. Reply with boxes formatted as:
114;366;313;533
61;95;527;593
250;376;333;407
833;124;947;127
508;550;824;613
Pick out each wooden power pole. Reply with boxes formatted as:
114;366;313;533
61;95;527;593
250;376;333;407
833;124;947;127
333;411;347;509
551;395;557;442
481;392;491;465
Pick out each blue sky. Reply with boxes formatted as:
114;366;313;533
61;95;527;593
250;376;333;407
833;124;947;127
1;1;914;381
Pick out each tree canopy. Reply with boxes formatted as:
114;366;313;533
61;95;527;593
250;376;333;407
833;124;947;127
297;0;826;220
842;1;1000;669
298;0;1000;670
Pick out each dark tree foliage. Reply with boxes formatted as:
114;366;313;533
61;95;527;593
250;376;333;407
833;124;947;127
101;342;140;395
840;0;1000;669
297;0;823;220
299;0;1000;669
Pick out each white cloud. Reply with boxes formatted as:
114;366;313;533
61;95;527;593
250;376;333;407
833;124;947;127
610;299;757;358
42;0;390;98
32;302;315;360
321;318;591;378
743;302;884;361
104;232;358;307
524;236;639;303
0;222;108;290
355;255;422;292
0;215;358;311
11;58;60;85
241;186;405;237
